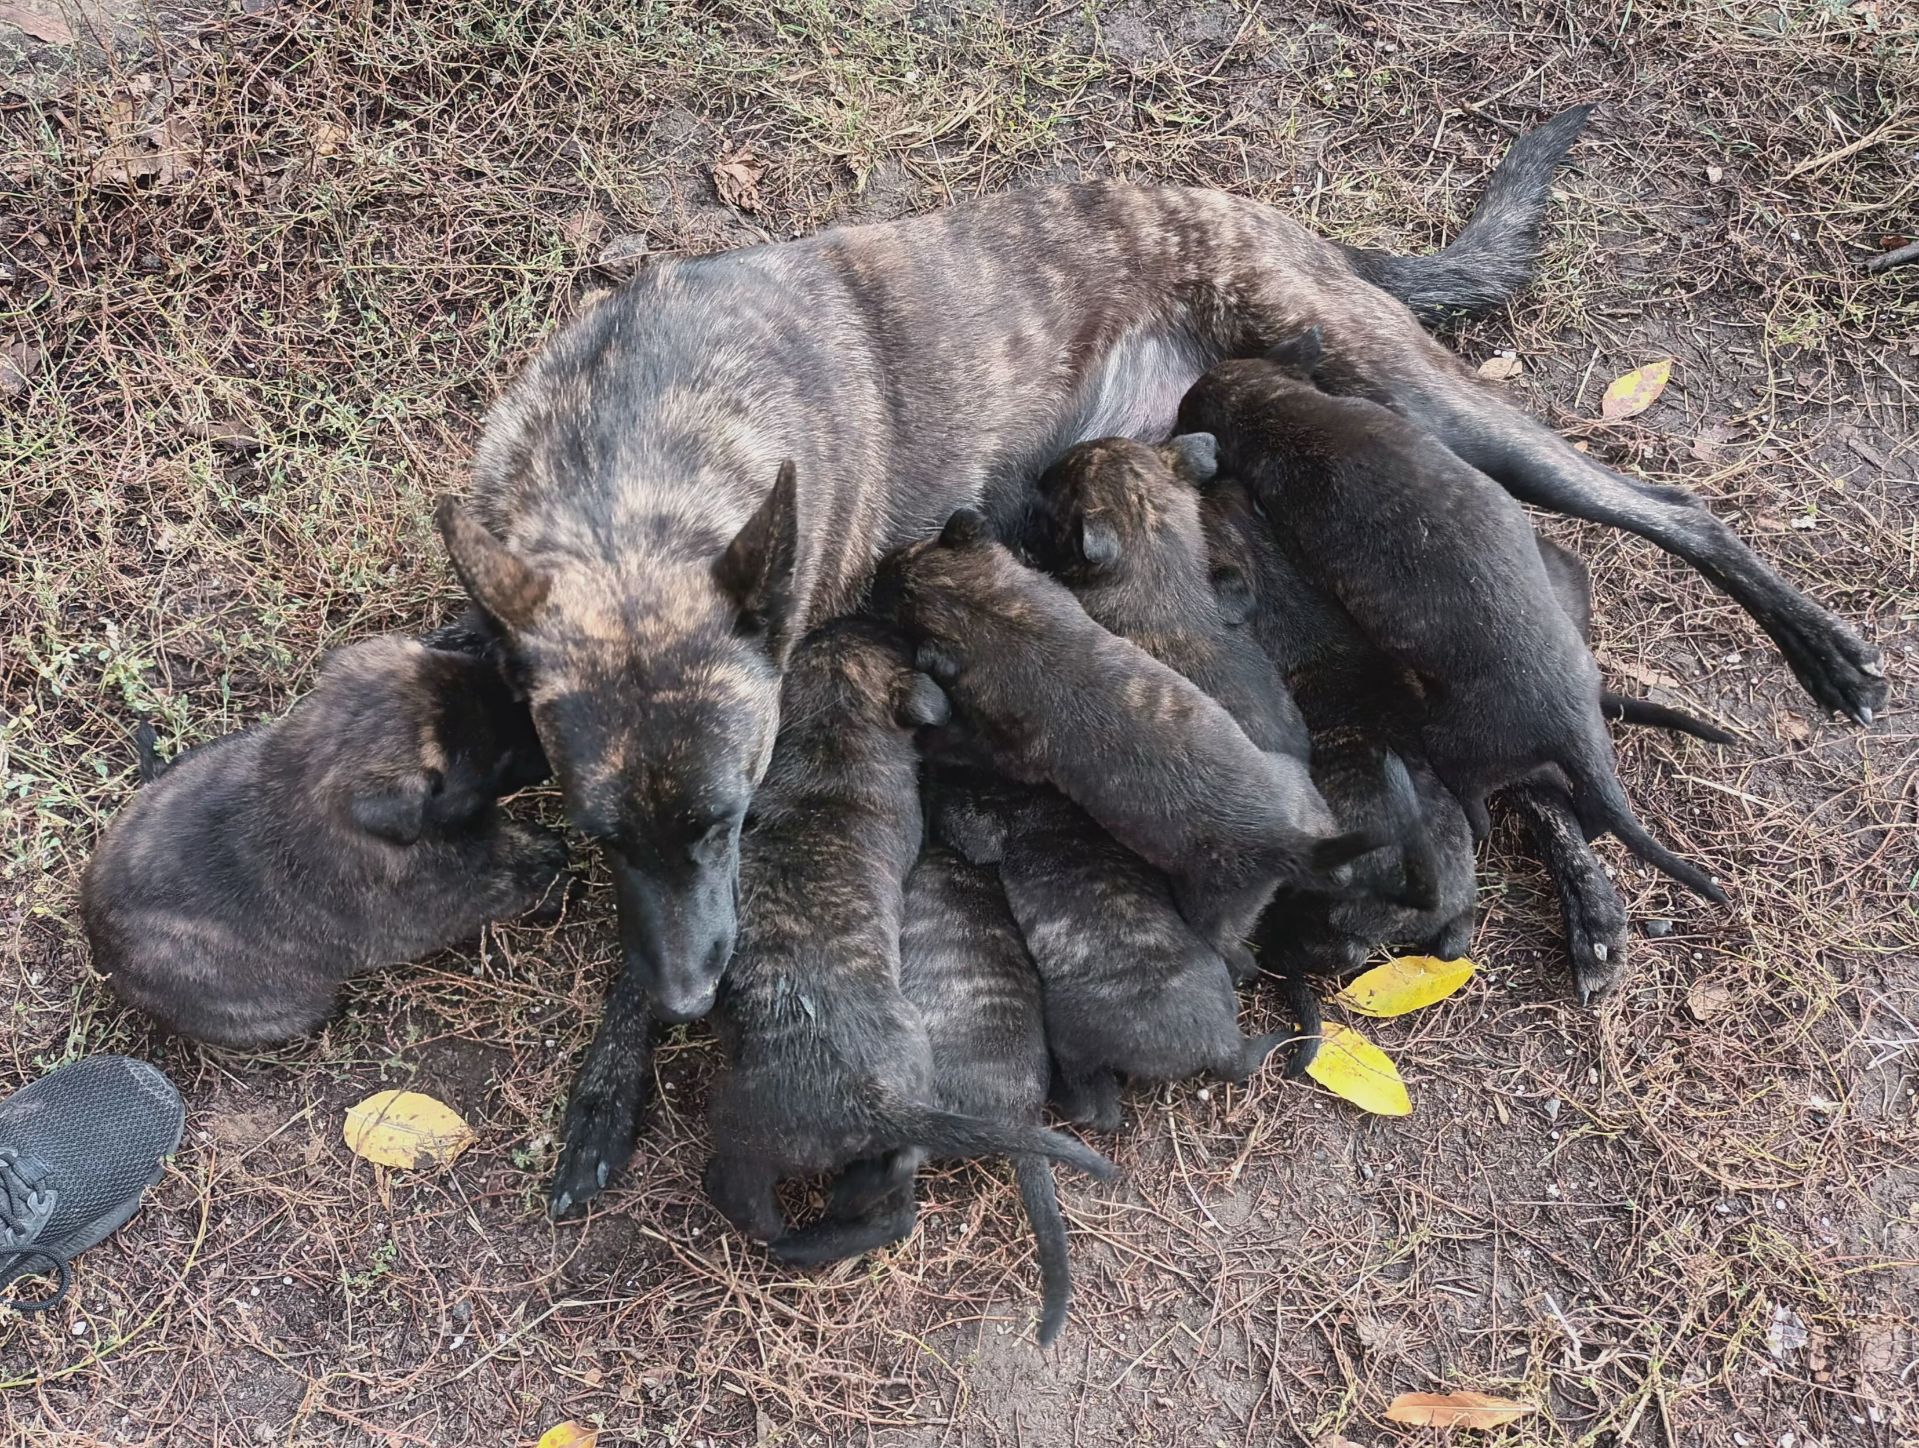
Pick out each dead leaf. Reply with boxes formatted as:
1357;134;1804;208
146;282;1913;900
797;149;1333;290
1;340;43;399
1686;978;1736;1023
1606;658;1686;696
312;121;350;157
1476;354;1523;381
1337;956;1475;1018
535;1423;597;1448
1600;358;1673;421
559;207;606;247
0;1;73;45
1385;1391;1533;1430
1778;712;1811;743
597;233;650;271
181;418;262;451
1305;1024;1411;1117
1706;163;1724;184
92;113;201;189
713;149;764;212
342;1090;475;1169
1690;421;1741;464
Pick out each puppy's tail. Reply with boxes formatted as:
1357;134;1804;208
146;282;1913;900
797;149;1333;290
1567;762;1727;905
1015;1155;1073;1347
1344;104;1594;323
880;1102;1116;1183
133;722;166;784
1601;693;1737;746
1380;751;1440;912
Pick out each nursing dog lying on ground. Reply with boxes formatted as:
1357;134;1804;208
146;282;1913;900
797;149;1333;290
431;103;1879;1212
83;637;564;1046
934;776;1297;1130
775;820;1080;1346
880;508;1390;965
702;620;1113;1252
1180;333;1725;907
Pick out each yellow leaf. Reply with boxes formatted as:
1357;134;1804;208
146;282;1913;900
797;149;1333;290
342;1090;475;1169
1476;354;1523;381
1385;1391;1533;1430
1305;1024;1411;1116
536;1423;598;1448
1600;358;1672;421
1336;956;1475;1018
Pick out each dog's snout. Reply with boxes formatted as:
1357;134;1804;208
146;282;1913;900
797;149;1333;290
611;852;738;1025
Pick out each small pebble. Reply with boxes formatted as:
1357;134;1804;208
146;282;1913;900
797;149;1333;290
1644;918;1674;938
71;1320;87;1336
1543;1097;1561;1121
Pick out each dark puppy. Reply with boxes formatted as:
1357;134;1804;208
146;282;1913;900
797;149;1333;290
881;510;1384;970
1179;336;1724;905
934;778;1293;1131
1200;476;1479;991
83;638;564;1046
703;621;1112;1251
778;826;1079;1345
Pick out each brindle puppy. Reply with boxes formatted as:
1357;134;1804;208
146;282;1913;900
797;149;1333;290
1180;336;1725;905
776;825;1080;1346
83;638;564;1047
703;620;1112;1251
880;509;1388;969
936;779;1296;1129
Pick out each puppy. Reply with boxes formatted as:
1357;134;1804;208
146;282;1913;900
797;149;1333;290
1179;333;1724;905
879;509;1385;973
777;824;1080;1345
702;620;1112;1254
83;637;565;1046
933;775;1294;1130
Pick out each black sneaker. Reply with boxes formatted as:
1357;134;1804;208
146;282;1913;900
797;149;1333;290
0;1056;185;1313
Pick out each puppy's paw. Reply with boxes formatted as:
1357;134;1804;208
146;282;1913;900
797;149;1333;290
1773;610;1886;726
1562;886;1629;1006
549;1070;648;1219
1220;940;1260;984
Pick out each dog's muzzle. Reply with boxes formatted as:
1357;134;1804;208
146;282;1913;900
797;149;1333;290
612;855;736;1023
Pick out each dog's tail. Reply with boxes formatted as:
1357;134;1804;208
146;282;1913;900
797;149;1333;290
1567;760;1727;905
879;1102;1117;1183
1015;1155;1073;1347
1601;693;1737;746
1344;105;1594;323
133;722;166;784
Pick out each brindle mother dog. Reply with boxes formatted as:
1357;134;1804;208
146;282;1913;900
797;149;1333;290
433;105;1883;1213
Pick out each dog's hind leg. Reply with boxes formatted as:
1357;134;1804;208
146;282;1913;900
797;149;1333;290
1053;1069;1123;1133
1375;362;1885;724
1500;780;1629;1003
549;968;655;1218
703;1153;786;1244
768;1189;919;1267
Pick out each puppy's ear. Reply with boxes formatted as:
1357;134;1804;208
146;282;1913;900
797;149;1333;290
1310;827;1390;874
715;461;802;664
437;500;551;633
1077;516;1121;571
349;771;437;846
1211;564;1255;626
1160;432;1218;485
1266;326;1325;375
939;507;992;549
894;671;952;729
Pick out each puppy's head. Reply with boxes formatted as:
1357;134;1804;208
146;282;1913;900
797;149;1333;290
873;508;1026;667
1175;340;1321;447
437;463;803;1023
291;637;541;848
779;617;951;747
1024;435;1218;582
1198;477;1281;628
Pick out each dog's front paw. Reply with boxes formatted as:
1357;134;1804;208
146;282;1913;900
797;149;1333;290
1774;610;1887;726
548;1069;648;1219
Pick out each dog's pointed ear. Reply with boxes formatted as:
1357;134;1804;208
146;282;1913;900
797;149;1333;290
1266;326;1325;375
715;461;802;662
349;771;436;846
939;507;992;549
437;500;551;633
894;671;951;729
1160;432;1218;485
1077;516;1121;571
1211;564;1255;626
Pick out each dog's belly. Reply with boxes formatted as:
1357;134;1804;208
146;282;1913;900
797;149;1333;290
1066;327;1217;447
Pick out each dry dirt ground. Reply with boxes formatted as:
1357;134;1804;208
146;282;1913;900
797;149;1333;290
2;3;1916;1445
